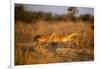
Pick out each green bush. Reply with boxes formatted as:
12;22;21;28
15;5;34;22
79;14;94;23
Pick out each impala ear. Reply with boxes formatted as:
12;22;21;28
52;32;56;36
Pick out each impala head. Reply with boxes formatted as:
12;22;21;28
33;35;41;42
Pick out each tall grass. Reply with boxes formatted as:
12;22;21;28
15;20;94;65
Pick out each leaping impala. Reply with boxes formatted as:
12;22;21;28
33;32;80;47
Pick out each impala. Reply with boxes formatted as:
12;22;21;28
34;32;80;46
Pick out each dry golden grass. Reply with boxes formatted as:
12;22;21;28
15;20;94;65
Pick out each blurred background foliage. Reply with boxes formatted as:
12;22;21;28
15;5;94;23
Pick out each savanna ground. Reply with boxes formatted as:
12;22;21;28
15;20;94;65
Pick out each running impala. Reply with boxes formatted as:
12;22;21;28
33;32;80;46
